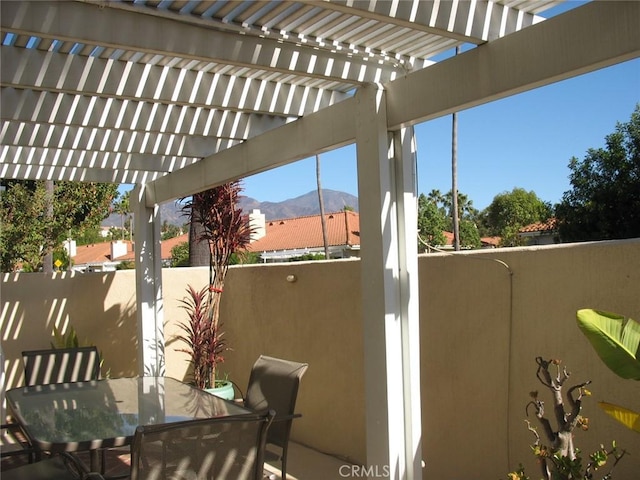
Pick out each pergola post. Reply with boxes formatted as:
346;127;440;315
131;185;165;378
356;84;422;479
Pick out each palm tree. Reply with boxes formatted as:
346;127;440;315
114;191;131;240
451;45;461;251
316;154;330;259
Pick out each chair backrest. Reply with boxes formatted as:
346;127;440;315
244;355;308;448
130;411;274;480
22;346;101;386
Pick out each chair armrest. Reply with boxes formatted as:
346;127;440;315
272;412;302;422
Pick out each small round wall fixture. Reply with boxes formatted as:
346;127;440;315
286;274;297;283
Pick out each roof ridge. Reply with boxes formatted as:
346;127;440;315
266;211;350;222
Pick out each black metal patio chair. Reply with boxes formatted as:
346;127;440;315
22;346;101;386
242;355;309;480
18;346;112;474
0;421;35;464
130;411;275;480
2;412;275;480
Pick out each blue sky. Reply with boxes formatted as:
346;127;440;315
242;57;639;211
240;2;640;211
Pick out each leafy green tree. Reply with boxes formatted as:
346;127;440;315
162;222;183;240
229;251;261;264
0;180;117;272
443;190;481;248
556;104;640;242
417;193;447;250
75;226;105;245
458;219;481;249
113;190;131;240
481;188;552;246
170;241;190;267
418;190;481;250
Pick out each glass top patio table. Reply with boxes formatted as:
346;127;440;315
5;376;250;458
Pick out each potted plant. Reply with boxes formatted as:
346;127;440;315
176;181;252;399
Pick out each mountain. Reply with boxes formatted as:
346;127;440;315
102;189;358;227
239;189;358;220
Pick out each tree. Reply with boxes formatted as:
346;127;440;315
481;188;552;246
417;193;447;251
76;226;105;245
458;219;481;249
316;155;330;260
170;241;190;267
161;222;182;240
113;190;131;240
556;104;640;242
418;190;481;250
0;180;117;272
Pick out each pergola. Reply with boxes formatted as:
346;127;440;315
2;1;638;477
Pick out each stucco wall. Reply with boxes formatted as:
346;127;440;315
2;239;639;478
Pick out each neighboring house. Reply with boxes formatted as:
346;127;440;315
423;232;500;252
70;240;131;272
247;209;361;262
70;236;186;272
518;218;559;245
481;236;501;248
79;209;511;268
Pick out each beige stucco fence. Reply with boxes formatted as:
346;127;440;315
2;239;639;478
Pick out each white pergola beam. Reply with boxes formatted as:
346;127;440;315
0;88;289;139
147;96;356;205
386;0;640;129
146;1;640;206
355;84;423;479
0;122;248;158
0;47;347;117
131;185;165;378
0;161;168;184
0;0;402;86
323;0;540;43
0;145;197;173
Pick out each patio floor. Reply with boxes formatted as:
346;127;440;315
0;441;353;479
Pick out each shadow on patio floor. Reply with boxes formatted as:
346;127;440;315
0;441;353;480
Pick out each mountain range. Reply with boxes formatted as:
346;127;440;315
102;189;359;227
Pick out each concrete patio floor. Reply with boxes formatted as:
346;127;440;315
0;440;353;479
264;442;353;480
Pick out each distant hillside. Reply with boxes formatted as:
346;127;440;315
102;189;358;227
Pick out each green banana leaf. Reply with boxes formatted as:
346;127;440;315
599;401;640;433
576;309;640;380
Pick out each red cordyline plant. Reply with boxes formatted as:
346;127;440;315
177;181;253;389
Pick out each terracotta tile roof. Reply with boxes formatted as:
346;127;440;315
72;235;188;265
481;236;501;247
72;242;120;265
157;234;189;259
247;210;360;253
519;217;558;233
441;232;501;248
73;210;363;265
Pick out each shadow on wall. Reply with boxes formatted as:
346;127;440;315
1;270;138;389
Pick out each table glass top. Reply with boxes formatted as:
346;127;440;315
5;376;249;451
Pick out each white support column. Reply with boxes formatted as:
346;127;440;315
355;84;422;479
131;184;165;377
